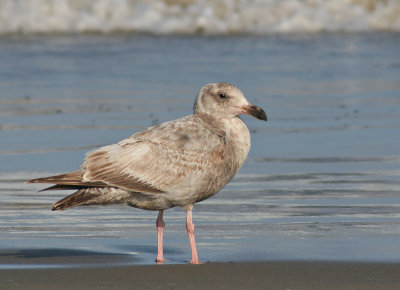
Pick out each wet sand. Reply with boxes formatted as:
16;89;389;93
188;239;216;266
2;261;400;290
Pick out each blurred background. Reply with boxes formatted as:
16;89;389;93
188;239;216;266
1;0;400;266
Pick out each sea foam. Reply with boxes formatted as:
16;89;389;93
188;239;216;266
0;0;400;35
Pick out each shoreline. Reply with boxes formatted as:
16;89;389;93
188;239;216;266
2;261;400;289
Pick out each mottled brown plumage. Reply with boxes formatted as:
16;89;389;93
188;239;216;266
28;82;267;264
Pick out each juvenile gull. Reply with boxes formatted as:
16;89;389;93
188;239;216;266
28;83;267;264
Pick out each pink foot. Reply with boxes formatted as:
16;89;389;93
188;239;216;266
189;259;202;265
155;257;165;264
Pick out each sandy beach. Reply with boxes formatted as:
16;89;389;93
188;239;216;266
1;261;399;290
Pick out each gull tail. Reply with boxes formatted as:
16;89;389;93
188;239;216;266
52;188;97;211
28;170;127;210
52;187;131;211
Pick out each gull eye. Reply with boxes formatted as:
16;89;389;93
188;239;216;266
219;93;227;99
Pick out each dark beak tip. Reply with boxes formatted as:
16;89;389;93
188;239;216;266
259;115;268;122
261;114;268;122
251;105;267;122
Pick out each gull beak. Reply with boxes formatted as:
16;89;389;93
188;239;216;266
241;104;268;121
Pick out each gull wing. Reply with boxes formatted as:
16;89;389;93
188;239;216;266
27;170;108;190
82;115;226;194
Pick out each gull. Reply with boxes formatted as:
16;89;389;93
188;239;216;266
28;83;267;264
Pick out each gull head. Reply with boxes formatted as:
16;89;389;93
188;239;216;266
193;82;267;121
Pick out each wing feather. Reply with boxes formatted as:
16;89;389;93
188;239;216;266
82;115;226;194
27;170;107;188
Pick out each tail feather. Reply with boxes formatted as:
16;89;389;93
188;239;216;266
29;171;131;211
52;189;97;210
52;187;131;211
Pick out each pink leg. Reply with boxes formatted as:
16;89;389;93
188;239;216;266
155;210;165;264
186;205;201;264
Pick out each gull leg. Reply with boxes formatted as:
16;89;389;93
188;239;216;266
185;205;201;264
155;210;165;264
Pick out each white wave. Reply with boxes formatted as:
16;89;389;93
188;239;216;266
0;0;400;35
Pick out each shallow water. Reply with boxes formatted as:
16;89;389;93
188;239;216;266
1;33;400;267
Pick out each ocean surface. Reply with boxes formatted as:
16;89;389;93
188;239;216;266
1;29;400;267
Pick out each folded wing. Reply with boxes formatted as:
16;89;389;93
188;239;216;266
82;116;225;194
